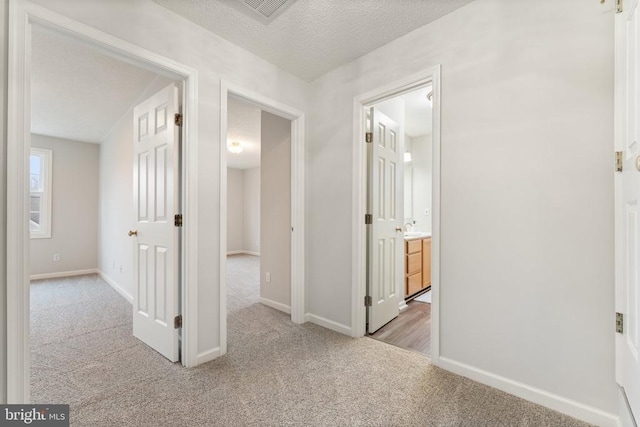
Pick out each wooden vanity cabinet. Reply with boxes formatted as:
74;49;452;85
405;237;431;297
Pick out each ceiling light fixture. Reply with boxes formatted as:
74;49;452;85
228;141;243;154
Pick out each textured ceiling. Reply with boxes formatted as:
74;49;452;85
227;95;262;169
31;25;160;143
152;0;475;81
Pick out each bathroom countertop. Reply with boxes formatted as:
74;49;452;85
404;232;431;241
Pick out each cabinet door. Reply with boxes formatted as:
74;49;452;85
423;238;432;288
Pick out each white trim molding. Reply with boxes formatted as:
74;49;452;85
7;0;200;403
304;313;352;336
29;268;98;281
227;250;260;256
351;66;442;366
196;347;221;366
439;357;619;427
219;80;306;357
98;270;133;303
260;297;291;314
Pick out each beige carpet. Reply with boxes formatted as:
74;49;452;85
30;272;591;426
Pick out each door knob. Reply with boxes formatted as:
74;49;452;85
128;230;138;237
395;227;403;232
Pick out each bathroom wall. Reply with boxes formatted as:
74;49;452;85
411;134;432;234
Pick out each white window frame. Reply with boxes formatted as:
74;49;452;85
29;147;52;239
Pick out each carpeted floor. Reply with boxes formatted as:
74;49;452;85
30;270;591;426
226;254;260;313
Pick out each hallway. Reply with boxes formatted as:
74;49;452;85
29;273;588;426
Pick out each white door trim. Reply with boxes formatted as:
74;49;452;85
7;0;200;403
351;67;442;364
219;80;305;356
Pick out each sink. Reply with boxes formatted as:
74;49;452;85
404;231;424;237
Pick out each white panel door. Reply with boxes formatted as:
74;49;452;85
367;108;402;333
617;0;640;419
132;83;181;362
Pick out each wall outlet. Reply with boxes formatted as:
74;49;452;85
53;254;60;262
266;272;271;283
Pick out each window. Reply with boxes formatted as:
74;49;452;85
30;148;52;239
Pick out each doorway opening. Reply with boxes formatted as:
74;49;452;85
367;86;434;356
7;3;199;402
27;22;186;404
351;68;441;363
219;83;305;356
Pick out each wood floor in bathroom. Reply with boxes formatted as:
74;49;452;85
369;300;431;356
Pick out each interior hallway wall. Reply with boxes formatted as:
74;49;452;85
307;0;616;421
243;167;260;255
30;134;99;276
226;168;244;253
260;112;291;310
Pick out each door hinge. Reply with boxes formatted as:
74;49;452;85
174;113;183;127
616;312;624;334
364;296;372;307
174;315;182;329
616;151;623;172
365;132;373;143
617;0;623;13
174;214;183;227
365;214;373;225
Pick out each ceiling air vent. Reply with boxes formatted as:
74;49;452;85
237;0;297;21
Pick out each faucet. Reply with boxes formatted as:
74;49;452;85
404;222;414;232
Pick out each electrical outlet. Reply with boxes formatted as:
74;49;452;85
266;272;271;283
53;254;60;262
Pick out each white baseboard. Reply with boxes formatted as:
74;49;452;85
196;347;221;365
618;387;636;427
438;357;619;427
98;270;133;303
30;268;98;281
260;297;291;314
227;250;260;256
399;300;408;311
304;313;352;336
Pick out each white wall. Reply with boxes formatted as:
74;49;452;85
260;112;291;309
25;0;309;356
226;168;244;253
0;0;8;404
243;167;260;254
308;0;616;421
226;167;260;255
411;134;432;234
30;134;99;276
98;76;174;301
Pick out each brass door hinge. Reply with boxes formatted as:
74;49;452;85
174;315;182;329
617;0;623;13
365;132;373;143
365;214;373;225
616;312;624;334
174;113;183;127
364;296;372;307
616;151;623;172
174;214;183;227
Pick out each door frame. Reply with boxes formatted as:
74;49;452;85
219;81;305;356
351;67;442;363
7;0;200;403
